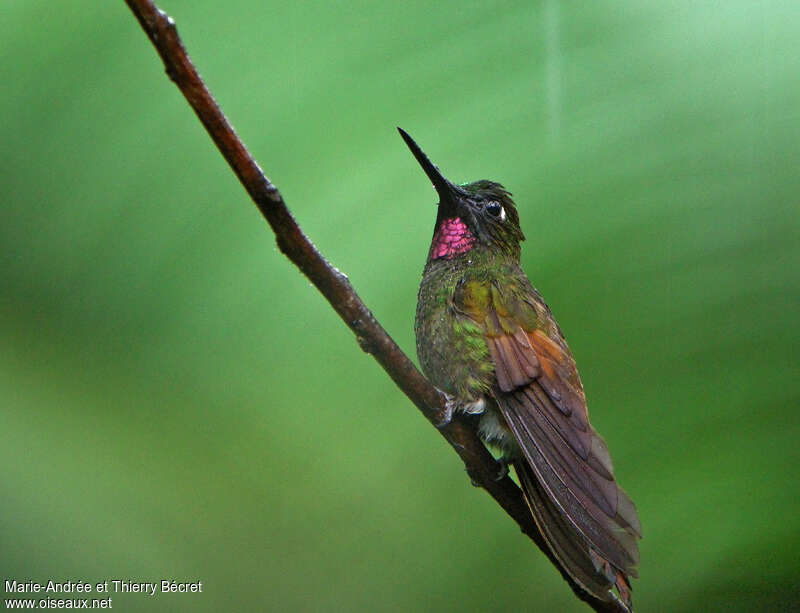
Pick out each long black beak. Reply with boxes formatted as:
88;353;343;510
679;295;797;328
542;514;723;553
398;127;463;205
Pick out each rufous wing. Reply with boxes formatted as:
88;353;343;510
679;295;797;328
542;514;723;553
461;278;641;603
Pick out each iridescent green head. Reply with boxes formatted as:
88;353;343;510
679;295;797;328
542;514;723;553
398;128;525;261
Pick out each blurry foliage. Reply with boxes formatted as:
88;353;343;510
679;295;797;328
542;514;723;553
1;1;799;611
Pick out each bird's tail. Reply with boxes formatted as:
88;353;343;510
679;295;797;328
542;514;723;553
514;460;634;611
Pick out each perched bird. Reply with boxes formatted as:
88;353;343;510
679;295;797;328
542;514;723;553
399;128;641;610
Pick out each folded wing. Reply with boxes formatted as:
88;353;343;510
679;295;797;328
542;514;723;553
456;275;641;597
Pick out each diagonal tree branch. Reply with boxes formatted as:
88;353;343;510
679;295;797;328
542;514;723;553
122;2;626;611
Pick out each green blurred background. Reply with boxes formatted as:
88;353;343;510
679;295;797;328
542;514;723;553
2;1;799;611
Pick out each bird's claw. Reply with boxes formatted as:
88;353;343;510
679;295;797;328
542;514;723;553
434;393;458;429
493;458;509;481
466;459;508;487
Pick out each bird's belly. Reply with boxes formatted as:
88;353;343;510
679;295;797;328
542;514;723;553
415;306;490;402
416;270;519;458
415;274;495;401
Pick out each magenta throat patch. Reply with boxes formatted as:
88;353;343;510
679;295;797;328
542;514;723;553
430;217;475;260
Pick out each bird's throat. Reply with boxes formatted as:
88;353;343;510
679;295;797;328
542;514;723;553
430;217;475;260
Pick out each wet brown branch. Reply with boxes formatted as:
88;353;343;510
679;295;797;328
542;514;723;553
121;2;626;611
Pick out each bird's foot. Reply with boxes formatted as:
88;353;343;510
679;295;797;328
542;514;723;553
434;393;458;429
435;394;487;429
466;458;508;487
493;457;509;481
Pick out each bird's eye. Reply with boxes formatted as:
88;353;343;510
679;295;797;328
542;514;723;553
485;201;505;221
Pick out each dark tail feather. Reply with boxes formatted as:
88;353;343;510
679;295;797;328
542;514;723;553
514;460;634;612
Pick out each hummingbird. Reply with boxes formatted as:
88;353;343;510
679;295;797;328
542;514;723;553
399;128;641;610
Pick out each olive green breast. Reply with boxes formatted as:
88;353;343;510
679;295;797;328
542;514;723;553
414;254;496;403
